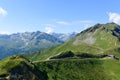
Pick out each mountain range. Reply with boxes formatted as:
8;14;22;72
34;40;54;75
0;31;76;59
1;23;120;80
30;22;120;61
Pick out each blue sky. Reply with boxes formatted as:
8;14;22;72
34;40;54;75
0;0;120;34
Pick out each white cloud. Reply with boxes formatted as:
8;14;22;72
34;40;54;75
56;21;70;25
108;12;120;25
0;7;7;16
45;27;54;34
44;24;55;33
0;31;10;34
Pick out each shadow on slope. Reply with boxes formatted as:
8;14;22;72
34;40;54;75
0;55;48;80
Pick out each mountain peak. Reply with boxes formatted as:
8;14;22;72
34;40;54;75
79;22;118;35
31;22;120;61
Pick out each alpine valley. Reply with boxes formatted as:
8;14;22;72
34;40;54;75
1;23;120;80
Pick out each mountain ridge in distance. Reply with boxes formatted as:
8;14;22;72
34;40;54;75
50;32;77;41
1;22;120;80
0;31;77;59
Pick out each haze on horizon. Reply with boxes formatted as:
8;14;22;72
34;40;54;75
0;0;120;34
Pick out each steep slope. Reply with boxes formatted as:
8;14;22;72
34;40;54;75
0;31;63;59
0;55;47;80
25;23;120;80
29;23;120;61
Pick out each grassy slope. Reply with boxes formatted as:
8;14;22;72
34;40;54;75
93;23;120;49
35;58;120;80
0;55;47;80
1;55;120;80
26;23;120;80
0;55;29;75
28;23;120;61
29;38;102;61
102;59;120;80
93;23;120;58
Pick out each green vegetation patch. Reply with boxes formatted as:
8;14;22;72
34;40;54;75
36;59;111;80
0;55;48;80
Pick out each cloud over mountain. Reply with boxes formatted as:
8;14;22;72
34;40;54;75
108;12;120;25
0;7;7;16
